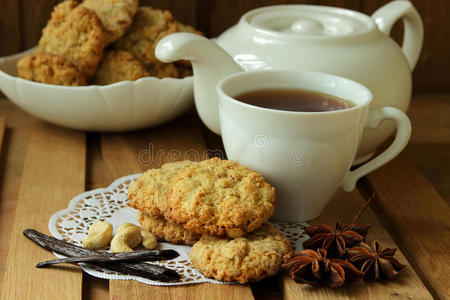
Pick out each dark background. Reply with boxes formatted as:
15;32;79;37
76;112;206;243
0;0;448;93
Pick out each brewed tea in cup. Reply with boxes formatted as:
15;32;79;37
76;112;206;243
235;88;354;112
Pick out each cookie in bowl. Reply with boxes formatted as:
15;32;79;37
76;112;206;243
81;0;139;45
114;6;203;76
146;62;179;79
17;53;87;86
1;2;197;131
16;2;202;86
36;0;106;77
93;50;149;85
114;7;178;65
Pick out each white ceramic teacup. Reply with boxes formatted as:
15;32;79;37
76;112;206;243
217;70;411;222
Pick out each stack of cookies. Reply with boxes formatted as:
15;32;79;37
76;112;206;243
128;157;292;283
17;0;202;86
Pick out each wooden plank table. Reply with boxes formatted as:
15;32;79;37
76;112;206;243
0;95;448;299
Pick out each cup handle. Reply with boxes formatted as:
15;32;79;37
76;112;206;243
342;107;411;192
372;0;424;70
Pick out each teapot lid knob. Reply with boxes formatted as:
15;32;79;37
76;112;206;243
291;19;324;35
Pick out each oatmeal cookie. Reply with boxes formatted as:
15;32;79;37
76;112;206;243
189;223;291;283
138;212;200;245
17;53;87;86
48;0;79;17
166;157;276;238
81;0;138;45
146;62;179;78
128;160;196;217
114;7;177;65
37;1;105;77
94;50;149;85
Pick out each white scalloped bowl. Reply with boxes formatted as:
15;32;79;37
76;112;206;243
0;49;194;132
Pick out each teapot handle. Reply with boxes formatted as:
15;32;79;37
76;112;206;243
372;0;423;70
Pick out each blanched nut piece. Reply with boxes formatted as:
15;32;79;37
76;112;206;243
110;223;142;253
140;228;157;250
82;221;113;250
110;223;158;252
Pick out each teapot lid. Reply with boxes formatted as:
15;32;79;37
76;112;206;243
242;5;376;37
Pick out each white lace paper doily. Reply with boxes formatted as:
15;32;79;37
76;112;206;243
49;174;309;286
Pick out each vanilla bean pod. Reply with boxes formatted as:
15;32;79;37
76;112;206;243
37;249;179;268
24;229;180;282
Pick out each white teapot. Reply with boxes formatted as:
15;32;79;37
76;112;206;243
156;0;423;163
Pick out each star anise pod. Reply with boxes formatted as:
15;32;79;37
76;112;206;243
282;248;364;288
303;222;370;258
347;240;405;281
302;194;374;258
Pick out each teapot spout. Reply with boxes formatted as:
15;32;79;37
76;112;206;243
156;33;243;135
